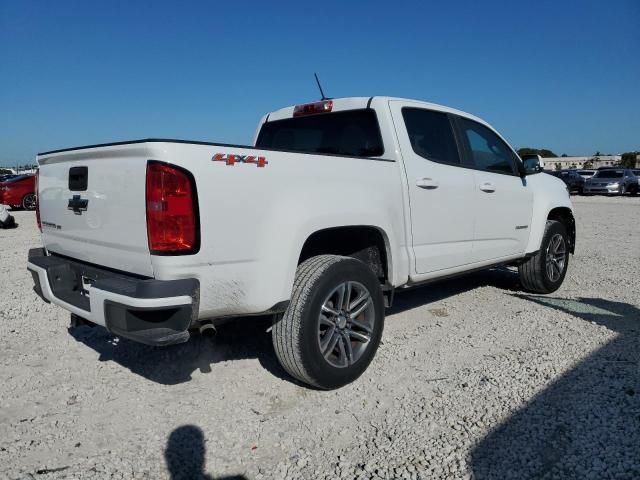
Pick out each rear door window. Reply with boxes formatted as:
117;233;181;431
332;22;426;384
458;118;517;175
256;109;384;157
401;108;460;165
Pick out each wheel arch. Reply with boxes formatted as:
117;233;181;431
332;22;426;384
547;206;576;254
298;225;393;284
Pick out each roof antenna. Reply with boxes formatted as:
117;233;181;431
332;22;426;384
314;73;329;100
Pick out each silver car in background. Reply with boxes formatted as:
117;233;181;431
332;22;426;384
583;168;637;195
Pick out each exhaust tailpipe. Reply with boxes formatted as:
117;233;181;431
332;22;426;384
199;321;217;337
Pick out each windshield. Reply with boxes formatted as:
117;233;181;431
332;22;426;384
633;170;640;176
594;170;623;179
256;109;384;157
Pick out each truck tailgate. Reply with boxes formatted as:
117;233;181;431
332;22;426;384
37;143;153;277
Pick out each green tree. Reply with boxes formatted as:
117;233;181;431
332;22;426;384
583;160;593;169
619;152;638;168
555;162;562;171
0;168;13;175
517;148;559;158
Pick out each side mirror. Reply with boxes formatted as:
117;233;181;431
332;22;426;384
520;155;544;176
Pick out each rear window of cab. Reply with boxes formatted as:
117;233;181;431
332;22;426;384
256;109;384;158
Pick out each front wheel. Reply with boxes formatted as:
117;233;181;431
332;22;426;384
518;220;570;294
22;193;36;210
272;255;384;389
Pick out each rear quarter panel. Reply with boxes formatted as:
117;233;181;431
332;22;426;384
146;143;408;318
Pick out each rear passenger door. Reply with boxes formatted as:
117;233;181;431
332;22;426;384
390;101;476;275
454;116;533;262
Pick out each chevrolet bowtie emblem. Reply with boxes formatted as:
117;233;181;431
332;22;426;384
68;195;89;215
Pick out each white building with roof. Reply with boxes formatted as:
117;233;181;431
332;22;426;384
544;155;621;170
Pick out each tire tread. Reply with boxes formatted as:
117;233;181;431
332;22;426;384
273;255;346;387
518;220;566;293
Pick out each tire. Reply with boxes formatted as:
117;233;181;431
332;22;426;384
518;220;570;294
272;255;384;389
22;193;36;210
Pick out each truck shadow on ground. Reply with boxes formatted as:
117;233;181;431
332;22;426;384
68;267;522;385
165;425;247;480
68;315;286;385
471;296;640;479
388;266;521;315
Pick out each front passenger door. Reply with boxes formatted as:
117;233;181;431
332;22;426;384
456;117;534;263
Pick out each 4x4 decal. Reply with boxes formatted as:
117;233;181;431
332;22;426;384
212;153;268;168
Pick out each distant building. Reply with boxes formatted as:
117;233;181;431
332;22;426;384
543;155;622;170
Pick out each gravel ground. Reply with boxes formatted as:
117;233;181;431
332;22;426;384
1;195;639;480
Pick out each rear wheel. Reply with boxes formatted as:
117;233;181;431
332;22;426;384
22;193;36;210
518;220;569;294
272;255;384;389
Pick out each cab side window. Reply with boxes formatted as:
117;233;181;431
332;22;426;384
402;108;460;165
459;118;516;175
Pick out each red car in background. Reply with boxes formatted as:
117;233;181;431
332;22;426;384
0;174;36;210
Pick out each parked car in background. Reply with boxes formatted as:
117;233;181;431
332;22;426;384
0;174;36;210
630;170;640;196
0;174;18;183
577;169;596;180
583;168;636;196
554;169;585;194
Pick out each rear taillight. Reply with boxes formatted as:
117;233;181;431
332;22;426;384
35;170;41;231
146;161;199;255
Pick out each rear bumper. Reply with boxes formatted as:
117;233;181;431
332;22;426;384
27;248;199;346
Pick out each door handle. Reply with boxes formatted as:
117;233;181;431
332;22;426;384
416;177;439;189
479;182;496;193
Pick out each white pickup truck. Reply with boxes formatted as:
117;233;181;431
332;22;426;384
28;97;575;389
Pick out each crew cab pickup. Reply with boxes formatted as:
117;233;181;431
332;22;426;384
28;97;576;389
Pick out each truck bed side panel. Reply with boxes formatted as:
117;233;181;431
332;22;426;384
145;143;407;319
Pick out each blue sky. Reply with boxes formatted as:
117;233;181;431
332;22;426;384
1;0;638;166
